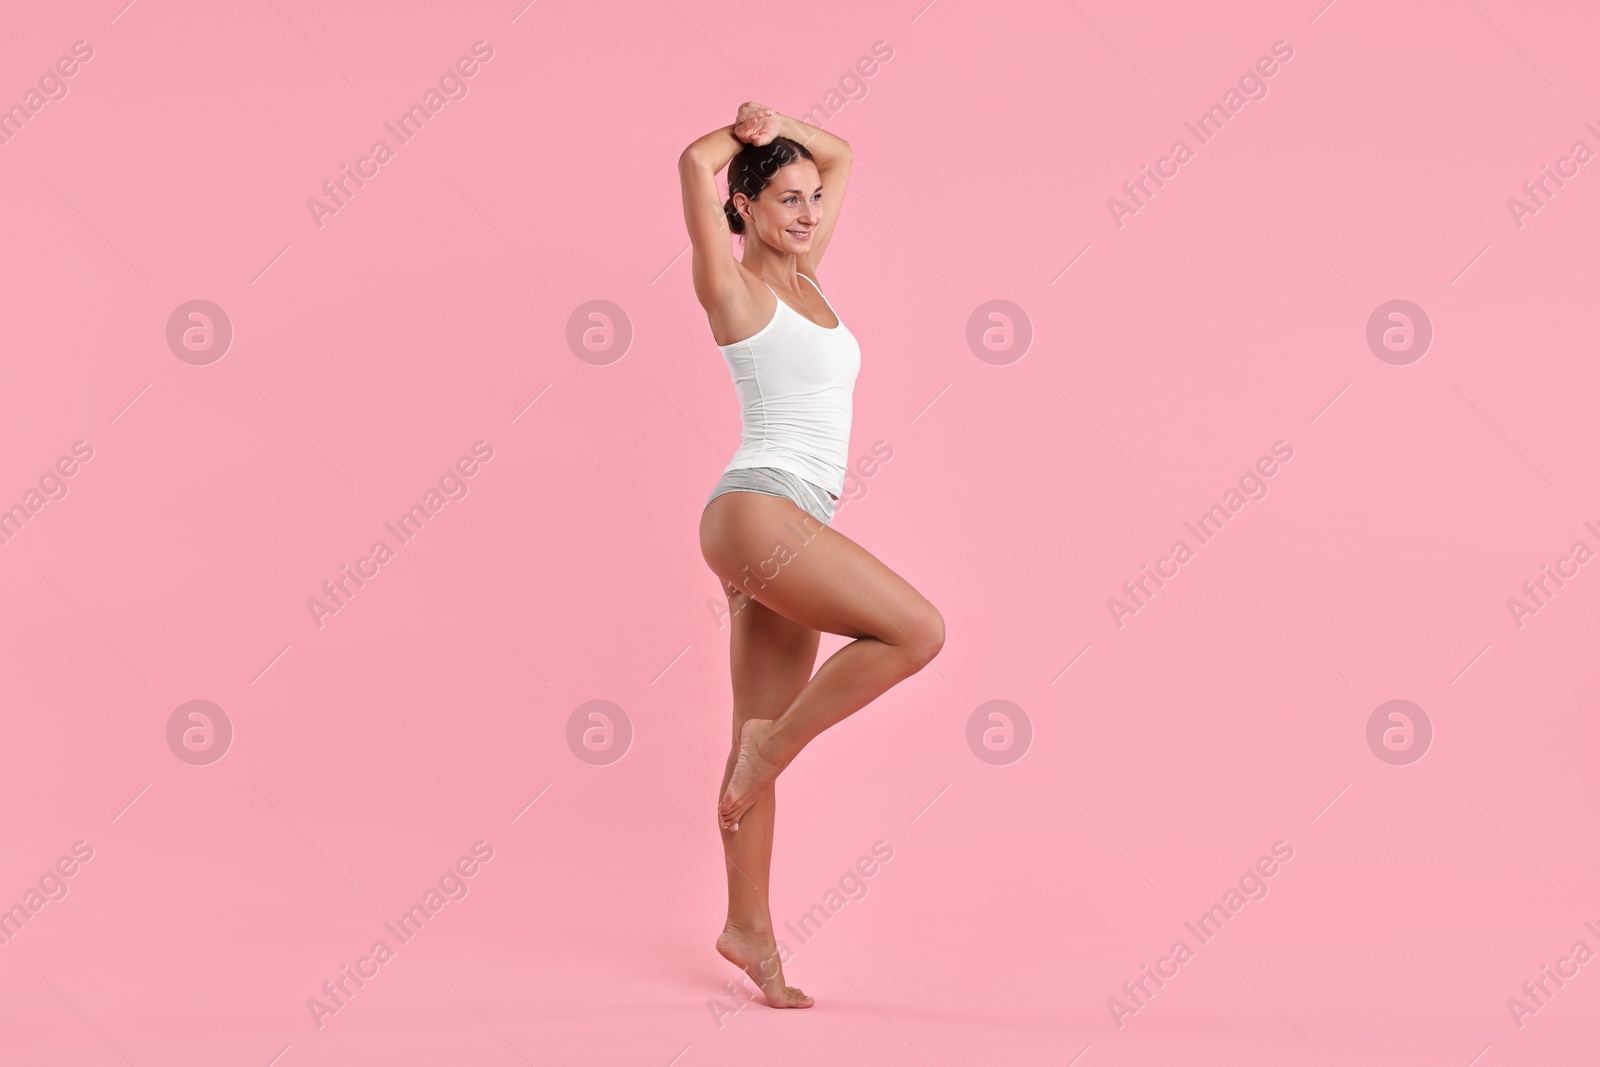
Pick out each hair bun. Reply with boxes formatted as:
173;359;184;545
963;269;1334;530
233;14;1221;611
723;196;744;235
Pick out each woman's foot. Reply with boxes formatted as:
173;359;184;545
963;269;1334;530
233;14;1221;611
715;923;814;1008
720;718;781;831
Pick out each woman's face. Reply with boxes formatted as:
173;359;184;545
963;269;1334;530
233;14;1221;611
740;160;823;255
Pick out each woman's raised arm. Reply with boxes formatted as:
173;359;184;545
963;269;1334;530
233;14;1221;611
770;114;852;272
771;113;850;171
679;121;748;312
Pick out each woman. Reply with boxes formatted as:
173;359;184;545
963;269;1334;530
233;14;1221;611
679;103;946;1009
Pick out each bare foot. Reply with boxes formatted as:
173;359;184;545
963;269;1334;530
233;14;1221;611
715;924;814;1008
720;718;780;831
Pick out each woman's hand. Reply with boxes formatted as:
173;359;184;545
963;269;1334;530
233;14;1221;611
734;102;780;146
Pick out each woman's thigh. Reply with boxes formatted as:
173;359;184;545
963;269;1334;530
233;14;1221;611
700;491;943;654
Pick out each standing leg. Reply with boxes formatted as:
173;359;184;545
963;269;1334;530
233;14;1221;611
712;575;818;1008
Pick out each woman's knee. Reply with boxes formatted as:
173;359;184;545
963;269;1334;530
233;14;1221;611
894;603;945;668
926;606;946;659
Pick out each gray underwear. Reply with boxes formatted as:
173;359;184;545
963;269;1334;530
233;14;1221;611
705;466;837;525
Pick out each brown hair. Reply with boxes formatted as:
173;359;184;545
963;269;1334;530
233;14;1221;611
723;135;816;237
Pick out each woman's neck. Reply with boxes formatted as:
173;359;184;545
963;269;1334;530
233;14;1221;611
741;246;800;289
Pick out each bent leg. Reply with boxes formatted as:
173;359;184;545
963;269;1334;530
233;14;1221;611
701;492;945;829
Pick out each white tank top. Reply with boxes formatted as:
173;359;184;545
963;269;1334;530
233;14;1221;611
712;272;861;498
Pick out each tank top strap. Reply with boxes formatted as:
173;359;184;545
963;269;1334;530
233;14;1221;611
795;272;835;313
755;277;784;320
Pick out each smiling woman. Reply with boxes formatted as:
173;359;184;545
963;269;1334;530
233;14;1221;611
677;104;946;1015
723;136;820;242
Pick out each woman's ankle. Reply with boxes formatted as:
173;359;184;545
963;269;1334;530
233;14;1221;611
756;722;797;769
722;916;775;939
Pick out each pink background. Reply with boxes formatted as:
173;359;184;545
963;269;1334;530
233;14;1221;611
3;0;1598;1063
